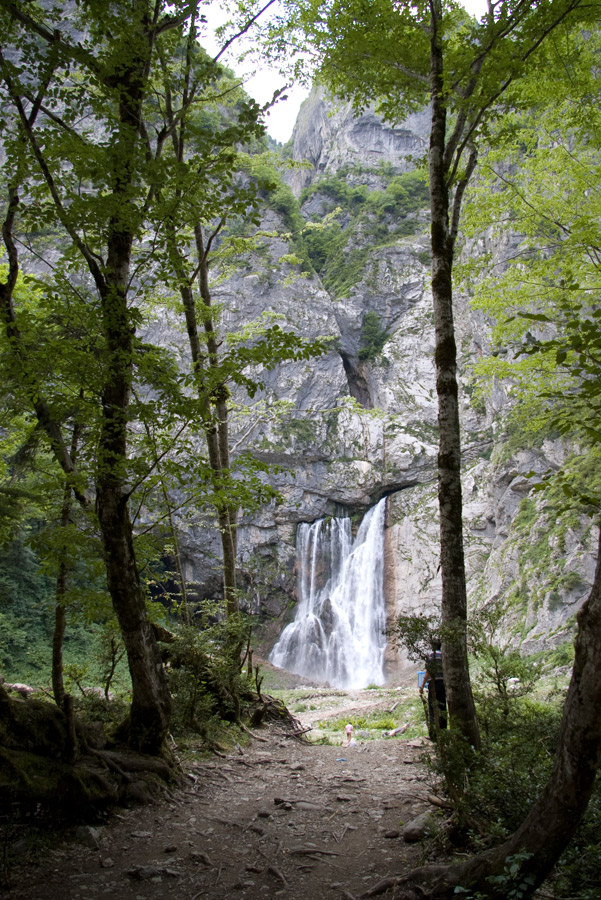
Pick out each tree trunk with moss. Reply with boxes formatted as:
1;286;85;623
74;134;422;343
94;23;173;745
0;0;173;754
428;1;480;751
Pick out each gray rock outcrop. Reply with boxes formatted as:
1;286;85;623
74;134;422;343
287;85;430;196
174;85;597;674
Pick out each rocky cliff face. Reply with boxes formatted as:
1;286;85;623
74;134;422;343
286;85;430;196
178;86;597;675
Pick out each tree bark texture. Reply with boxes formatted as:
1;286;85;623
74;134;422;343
428;4;480;750
195;226;239;620
52;566;68;709
52;415;83;708
93;4;172;752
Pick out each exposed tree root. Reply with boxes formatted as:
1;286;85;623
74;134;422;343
360;864;453;899
239;721;269;743
0;692;181;821
247;693;311;741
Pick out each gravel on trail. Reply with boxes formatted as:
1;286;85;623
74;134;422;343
4;730;435;900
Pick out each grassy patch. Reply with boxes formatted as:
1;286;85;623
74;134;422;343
318;713;396;731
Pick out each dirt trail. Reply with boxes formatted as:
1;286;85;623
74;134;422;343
4;726;434;900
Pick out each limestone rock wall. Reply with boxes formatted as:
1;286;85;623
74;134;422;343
287;86;430;196
176;85;597;674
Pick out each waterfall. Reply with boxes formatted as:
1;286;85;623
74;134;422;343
269;497;388;689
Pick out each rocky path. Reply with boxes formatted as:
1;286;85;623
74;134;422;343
5;730;434;900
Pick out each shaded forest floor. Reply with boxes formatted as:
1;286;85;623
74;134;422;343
2;673;441;900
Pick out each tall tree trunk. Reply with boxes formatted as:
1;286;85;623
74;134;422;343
172;220;239;621
52;412;83;708
97;194;173;754
96;483;171;752
95;274;172;750
52;576;67;709
68;2;171;751
196;228;239;620
428;2;480;750
89;4;172;753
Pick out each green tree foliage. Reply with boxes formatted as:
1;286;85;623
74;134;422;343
0;0;202;751
470;604;542;718
0;1;228;746
391;611;441;663
0;532;55;679
456;39;601;891
465;26;601;477
463;26;601;644
142;35;329;622
0;1;329;750
358;311;389;361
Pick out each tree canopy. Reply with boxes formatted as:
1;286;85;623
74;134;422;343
0;0;325;750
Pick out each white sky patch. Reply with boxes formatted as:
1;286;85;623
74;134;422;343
202;1;490;144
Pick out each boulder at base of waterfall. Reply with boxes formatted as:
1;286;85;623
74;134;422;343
402;810;438;842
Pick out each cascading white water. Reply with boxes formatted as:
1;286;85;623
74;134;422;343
269;497;387;689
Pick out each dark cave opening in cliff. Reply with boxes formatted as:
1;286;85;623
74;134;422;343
340;352;373;408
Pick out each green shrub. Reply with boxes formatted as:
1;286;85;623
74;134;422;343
316;712;397;732
302;221;345;274
544;642;575;670
358;311;389;361
269;183;305;235
72;690;131;736
167;619;255;741
369;715;396;730
457;697;562;845
278;417;318;448
297;168;429;297
168;625;225;730
365;170;429;217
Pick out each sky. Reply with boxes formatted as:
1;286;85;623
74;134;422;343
202;1;489;144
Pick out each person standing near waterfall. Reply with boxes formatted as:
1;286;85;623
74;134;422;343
419;639;447;740
344;723;354;746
